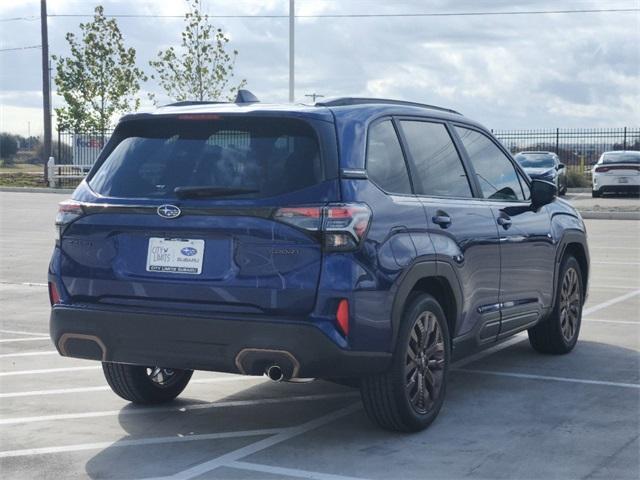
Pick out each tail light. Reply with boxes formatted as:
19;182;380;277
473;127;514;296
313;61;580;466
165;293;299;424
273;203;371;251
56;200;84;241
336;299;350;336
48;281;61;305
595;166;610;173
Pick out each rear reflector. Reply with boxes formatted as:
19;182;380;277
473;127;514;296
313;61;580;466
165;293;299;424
48;281;61;305
336;299;350;336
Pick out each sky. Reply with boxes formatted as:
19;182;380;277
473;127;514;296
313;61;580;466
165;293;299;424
0;0;638;137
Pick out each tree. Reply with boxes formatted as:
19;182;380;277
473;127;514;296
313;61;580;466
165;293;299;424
53;5;147;132
149;0;246;103
0;133;18;160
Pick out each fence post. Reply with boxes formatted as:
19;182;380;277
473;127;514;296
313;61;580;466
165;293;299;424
555;128;559;154
47;156;57;188
623;127;627;150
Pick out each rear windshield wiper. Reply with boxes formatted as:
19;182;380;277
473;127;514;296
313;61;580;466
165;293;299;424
174;186;259;199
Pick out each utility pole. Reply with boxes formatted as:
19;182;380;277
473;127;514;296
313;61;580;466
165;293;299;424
305;93;325;103
40;0;52;177
289;0;295;103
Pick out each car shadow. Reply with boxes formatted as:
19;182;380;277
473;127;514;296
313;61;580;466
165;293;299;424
84;339;639;479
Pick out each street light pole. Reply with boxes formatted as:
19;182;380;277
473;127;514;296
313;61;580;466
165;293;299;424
40;0;52;177
289;0;295;103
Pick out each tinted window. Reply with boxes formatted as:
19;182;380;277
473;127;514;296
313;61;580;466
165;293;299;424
400;121;472;198
366;120;412;194
515;153;556;168
602;151;640;164
455;127;525;201
89;117;325;199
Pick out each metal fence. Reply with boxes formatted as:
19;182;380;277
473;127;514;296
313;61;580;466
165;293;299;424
50;127;640;187
492;127;640;170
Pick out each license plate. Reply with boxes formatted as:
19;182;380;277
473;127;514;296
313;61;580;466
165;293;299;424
618;177;629;184
146;238;205;274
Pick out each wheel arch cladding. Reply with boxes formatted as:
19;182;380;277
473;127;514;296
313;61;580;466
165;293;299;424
563;242;589;303
391;261;462;351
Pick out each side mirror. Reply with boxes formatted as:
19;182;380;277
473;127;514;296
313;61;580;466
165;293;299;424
558;163;566;170
531;179;557;207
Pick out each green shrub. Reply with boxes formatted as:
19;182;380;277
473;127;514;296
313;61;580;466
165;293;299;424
566;169;589;188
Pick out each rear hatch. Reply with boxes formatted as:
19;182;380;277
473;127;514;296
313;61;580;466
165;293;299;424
595;151;640;180
58;113;339;316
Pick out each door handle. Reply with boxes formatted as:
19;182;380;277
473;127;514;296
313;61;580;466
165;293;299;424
497;216;512;229
432;214;452;228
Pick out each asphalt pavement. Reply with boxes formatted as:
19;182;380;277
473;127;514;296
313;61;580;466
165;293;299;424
0;191;638;480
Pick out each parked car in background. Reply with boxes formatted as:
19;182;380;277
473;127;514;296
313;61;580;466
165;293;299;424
514;151;567;195
49;92;589;432
591;150;640;197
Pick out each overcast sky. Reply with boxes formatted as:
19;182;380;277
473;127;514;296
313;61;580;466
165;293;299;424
0;0;638;136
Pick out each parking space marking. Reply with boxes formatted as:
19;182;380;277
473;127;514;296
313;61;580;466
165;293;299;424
228;460;369;480
584;318;639;325
452;335;526;369
0;365;100;377
0;329;49;337
0;376;264;398
0;392;360;426
583;289;640;316
455;369;640;389
592;261;640;265
0;428;284;459
0;350;58;359
0;281;47;287
0;337;50;343
154;403;362;480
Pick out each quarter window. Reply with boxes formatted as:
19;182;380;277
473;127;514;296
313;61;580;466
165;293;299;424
366;120;412;194
455;127;525;201
399;121;472;198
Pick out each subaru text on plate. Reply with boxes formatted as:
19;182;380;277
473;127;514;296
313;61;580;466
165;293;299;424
49;91;589;431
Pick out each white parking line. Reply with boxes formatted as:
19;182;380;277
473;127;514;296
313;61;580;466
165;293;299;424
0;428;283;459
584;318;639;325
0;281;47;287
0;337;50;343
0;392;359;426
592;261;640;265
228;460;369;480
0;329;49;337
153;403;362;480
0;375;265;398
0;350;58;359
0;365;100;377
583;289;640;316
455;369;640;389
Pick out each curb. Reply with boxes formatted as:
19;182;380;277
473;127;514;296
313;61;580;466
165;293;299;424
0;187;74;194
578;210;640;221
567;188;591;194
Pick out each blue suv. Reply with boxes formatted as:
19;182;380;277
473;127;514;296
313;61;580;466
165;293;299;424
49;92;589;431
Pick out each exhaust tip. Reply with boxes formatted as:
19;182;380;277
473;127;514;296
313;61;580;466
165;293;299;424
265;365;284;382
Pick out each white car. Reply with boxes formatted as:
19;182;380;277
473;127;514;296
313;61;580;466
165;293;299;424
592;151;640;198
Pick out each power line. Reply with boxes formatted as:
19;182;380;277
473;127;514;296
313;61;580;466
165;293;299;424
0;45;42;52
1;7;636;21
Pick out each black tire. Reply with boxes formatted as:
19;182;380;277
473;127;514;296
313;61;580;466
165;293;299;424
592;189;601;198
102;362;193;404
528;255;583;354
360;294;450;432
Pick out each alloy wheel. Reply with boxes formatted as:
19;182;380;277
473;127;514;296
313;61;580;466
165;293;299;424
405;311;445;414
559;267;581;342
147;367;179;388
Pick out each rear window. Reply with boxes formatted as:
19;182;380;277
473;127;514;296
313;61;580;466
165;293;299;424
602;151;640;164
89;116;329;199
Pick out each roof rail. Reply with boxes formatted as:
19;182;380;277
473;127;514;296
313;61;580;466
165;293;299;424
316;97;461;115
160;90;260;108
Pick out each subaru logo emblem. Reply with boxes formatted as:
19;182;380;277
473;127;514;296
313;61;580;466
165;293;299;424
157;204;181;219
181;247;197;256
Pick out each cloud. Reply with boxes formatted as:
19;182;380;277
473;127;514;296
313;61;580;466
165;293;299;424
0;0;638;136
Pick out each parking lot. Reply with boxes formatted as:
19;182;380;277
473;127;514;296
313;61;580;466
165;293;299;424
0;191;638;480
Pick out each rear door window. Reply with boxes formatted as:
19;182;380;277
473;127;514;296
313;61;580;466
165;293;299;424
399;120;473;198
89;117;328;199
366;120;412;194
455;127;526;201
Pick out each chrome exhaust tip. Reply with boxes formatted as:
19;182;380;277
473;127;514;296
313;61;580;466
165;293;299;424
265;365;285;382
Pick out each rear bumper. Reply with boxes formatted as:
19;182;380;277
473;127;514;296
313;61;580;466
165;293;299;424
50;305;391;378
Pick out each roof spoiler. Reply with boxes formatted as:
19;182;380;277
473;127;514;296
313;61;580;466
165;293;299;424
160;89;260;108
